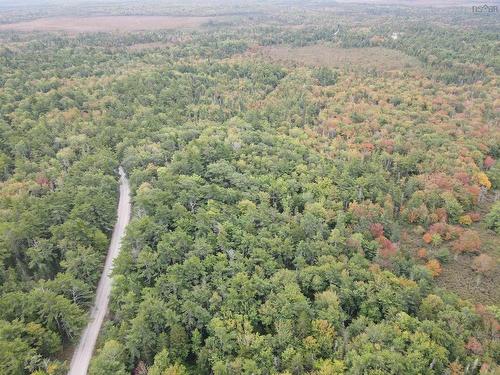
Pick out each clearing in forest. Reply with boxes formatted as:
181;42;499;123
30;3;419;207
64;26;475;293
0;16;216;33
262;45;420;71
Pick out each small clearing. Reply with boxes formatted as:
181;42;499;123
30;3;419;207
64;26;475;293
261;45;420;71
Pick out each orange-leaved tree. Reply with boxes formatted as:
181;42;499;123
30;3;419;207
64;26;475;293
452;230;481;258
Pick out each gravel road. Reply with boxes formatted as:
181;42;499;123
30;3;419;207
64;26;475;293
68;167;131;375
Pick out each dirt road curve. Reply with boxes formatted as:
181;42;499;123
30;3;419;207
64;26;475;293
68;167;131;375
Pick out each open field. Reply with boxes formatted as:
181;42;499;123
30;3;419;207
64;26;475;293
261;45;421;71
401;197;500;306
403;229;500;306
436;200;500;306
437;251;500;305
126;41;173;52
0;15;215;33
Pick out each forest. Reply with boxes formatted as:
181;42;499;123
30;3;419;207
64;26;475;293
0;0;498;374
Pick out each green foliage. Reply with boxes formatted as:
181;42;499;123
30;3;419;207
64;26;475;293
0;1;498;374
89;340;128;375
347;313;450;374
313;67;338;86
487;162;500;189
485;201;500;235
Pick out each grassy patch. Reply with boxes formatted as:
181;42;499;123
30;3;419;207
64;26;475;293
0;15;217;33
260;44;421;72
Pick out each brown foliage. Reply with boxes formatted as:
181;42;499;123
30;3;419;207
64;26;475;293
349;201;384;221
472;254;495;274
467;185;481;204
134;361;148;375
453;230;481;254
475;304;500;336
484;156;495;169
465;336;483;354
377;235;397;258
35;175;50;187
435;207;448;222
454;171;470;185
449;361;464;375
429;173;453;190
469;212;481;222
479;363;490;374
417;248;428;259
379;139;394;153
422;232;433;244
426;259;442;277
427;222;460;240
346;235;362;252
370;223;384;238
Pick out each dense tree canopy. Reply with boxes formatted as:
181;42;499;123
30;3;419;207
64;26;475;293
0;1;498;374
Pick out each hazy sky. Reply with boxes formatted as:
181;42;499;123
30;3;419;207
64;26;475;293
0;0;495;10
